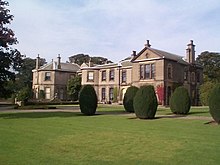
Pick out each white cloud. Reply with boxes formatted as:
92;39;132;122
8;0;220;62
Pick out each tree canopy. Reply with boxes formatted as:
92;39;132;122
0;0;23;98
196;51;220;82
67;75;82;101
69;54;113;66
14;57;46;91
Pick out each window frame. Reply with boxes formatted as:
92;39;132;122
139;63;155;80
122;70;126;83
45;72;51;81
101;70;106;81
101;88;106;101
109;69;115;81
87;71;94;82
109;87;114;101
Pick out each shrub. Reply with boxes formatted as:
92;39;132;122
133;85;158;119
79;85;97;115
123;86;139;112
16;87;32;104
200;81;216;106
113;87;118;103
209;83;220;124
170;86;191;114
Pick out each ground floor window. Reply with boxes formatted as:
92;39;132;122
101;88;106;101
109;88;114;101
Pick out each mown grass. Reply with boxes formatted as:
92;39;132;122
0;106;219;165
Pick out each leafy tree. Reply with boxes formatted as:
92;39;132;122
199;81;216;106
16;86;32;104
67;75;82;101
196;51;220;82
0;0;23;98
69;54;113;66
15;57;46;90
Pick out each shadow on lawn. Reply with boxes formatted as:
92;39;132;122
0;111;87;119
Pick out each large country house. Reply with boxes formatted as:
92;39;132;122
32;55;80;100
81;40;203;106
32;40;203;106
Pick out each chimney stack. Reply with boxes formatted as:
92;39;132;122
36;54;40;69
145;40;151;47
57;54;61;69
186;40;195;64
131;50;136;59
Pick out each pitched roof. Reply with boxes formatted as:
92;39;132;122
37;62;80;72
131;46;188;65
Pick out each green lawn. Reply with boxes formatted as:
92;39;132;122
0;106;219;165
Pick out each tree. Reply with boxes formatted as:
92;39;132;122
69;54;113;66
0;0;23;98
196;51;220;82
15;57;46;90
199;81;216;106
67;75;82;101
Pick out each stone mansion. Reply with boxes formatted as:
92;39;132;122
32;40;203;106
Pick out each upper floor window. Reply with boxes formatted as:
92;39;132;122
87;71;94;82
167;64;172;79
102;70;106;81
109;70;114;81
122;70;126;83
45;72;51;81
140;63;155;80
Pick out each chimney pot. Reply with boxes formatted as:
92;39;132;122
145;40;151;47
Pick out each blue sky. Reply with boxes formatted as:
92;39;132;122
9;0;220;63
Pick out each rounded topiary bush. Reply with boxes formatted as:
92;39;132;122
123;86;139;113
170;86;191;114
209;83;220;124
133;85;158;119
79;85;97;115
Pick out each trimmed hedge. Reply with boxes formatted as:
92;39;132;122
123;86;139;112
209;83;220;124
170;86;191;114
133;85;158;119
79;85;97;115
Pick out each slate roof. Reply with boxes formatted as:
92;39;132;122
131;46;188;65
37;62;80;72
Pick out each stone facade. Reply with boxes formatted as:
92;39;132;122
32;55;80;100
81;40;203;106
